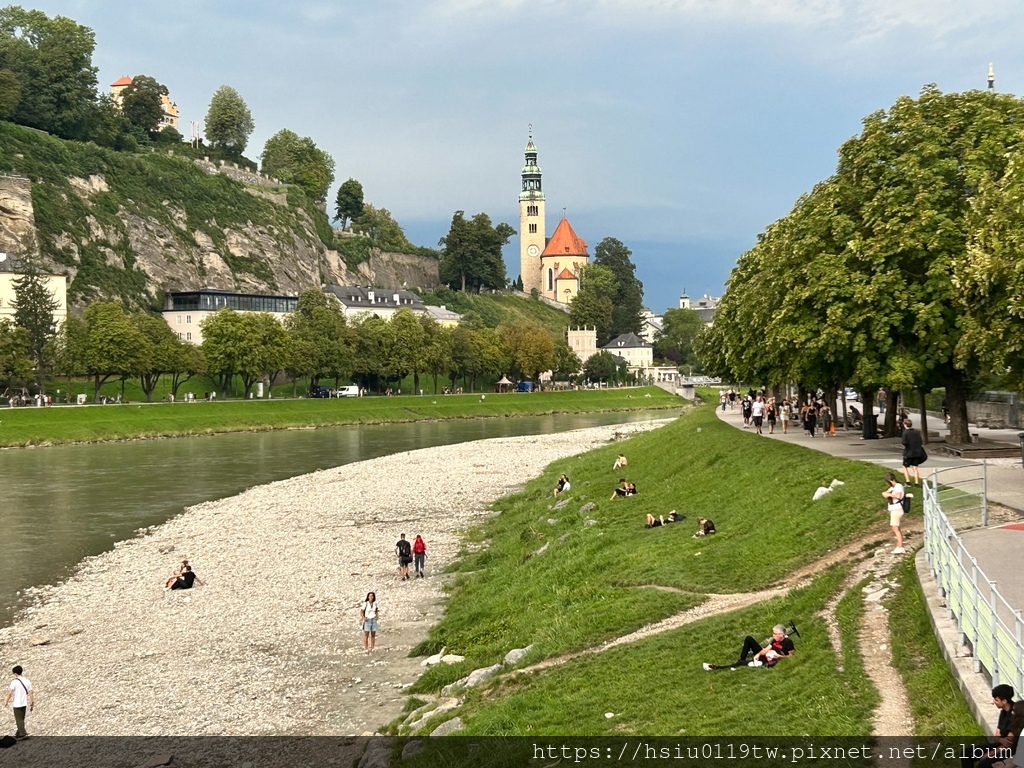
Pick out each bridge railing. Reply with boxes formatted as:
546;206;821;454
922;464;1024;695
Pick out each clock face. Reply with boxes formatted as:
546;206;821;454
527;244;540;257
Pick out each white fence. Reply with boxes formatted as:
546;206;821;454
922;465;1024;694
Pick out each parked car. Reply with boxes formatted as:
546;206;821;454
516;381;534;393
308;385;332;398
335;385;360;397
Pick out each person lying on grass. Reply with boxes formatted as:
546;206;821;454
703;623;796;670
645;511;684;528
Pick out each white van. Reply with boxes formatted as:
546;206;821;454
335;385;361;398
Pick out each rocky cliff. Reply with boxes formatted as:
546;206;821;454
0;121;438;310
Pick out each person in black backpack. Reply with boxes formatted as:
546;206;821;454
395;534;413;581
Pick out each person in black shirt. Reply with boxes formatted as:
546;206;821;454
961;685;1024;768
170;565;204;590
395;534;413;581
703;624;795;670
901;418;927;485
694;517;716;537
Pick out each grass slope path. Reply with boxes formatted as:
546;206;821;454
0;419;669;737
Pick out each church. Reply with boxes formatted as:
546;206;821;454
518;130;589;304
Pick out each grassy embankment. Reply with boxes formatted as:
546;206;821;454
417;288;572;337
0;387;678;447
392;405;981;741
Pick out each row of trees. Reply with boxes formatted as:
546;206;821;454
697;86;1024;444
567;237;645;345
2;290;599;400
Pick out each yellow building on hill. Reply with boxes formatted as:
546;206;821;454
110;76;179;130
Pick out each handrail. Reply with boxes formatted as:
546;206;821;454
922;466;1024;695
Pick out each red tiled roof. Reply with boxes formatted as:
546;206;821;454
556;268;576;280
541;218;588;257
111;76;133;87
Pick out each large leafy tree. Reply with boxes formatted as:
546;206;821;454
498;321;555;383
0;66;19;118
284;289;354;392
583;350;616;383
350;204;413;252
568;264;616;344
654;308;704;368
0;6;98;138
11;256;59;391
438;210;515;292
260;129;336;202
133;313;186;402
593;237;644;337
0;318;32;384
81;301;149;401
120;74;167;135
334;178;365;229
384;308;426;391
201;309;287;397
204;85;254;155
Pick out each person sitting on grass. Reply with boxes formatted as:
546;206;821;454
553;474;571;497
693;517;716;537
613;453;628;470
645;511;684;528
703;623;796;670
611;479;630;499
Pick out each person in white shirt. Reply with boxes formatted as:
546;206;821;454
882;473;906;554
751;396;766;435
5;665;34;739
360;592;379;651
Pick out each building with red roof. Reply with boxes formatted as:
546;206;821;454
110;75;180;131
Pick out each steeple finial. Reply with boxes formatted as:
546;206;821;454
988;62;995;91
528;123;533;140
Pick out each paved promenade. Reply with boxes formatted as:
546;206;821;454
714;404;1024;638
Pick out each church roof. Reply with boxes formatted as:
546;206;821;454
541;218;588;258
111;75;133;87
555;268;576;280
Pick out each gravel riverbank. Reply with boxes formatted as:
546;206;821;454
0;419;669;737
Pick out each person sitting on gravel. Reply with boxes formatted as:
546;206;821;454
169;565;204;591
164;559;191;588
693;517;716;537
645;511;684;528
703;623;796;670
553;474;571;496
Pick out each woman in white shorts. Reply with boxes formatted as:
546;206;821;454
882;472;905;554
360;592;379;651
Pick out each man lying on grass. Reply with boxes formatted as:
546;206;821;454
703;623;796;670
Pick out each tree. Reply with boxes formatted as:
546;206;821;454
119;74;167;135
384;308;426;391
0;7;98;138
0;67;20;118
594;238;644;337
204;85;254;155
421;318;453;394
583;350;616;383
284;289;354;393
11;256;59;390
350;204;413;252
438;210;515;292
0;318;32;384
201;310;287;397
654;308;704;368
498;321;555;383
82;302;149;400
552;339;582;381
334;178;365;229
568;264;616;343
260;129;335;202
133;313;185;401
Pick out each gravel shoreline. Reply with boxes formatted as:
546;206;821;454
0;419;669;737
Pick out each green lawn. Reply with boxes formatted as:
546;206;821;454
399;404;980;738
0;387;679;447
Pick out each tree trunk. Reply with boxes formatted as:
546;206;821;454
882;387;899;438
945;371;972;445
918;388;929;445
414;371;420;394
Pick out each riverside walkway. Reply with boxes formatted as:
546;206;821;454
715;402;1024;734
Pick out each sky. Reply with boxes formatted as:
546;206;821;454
26;0;1024;313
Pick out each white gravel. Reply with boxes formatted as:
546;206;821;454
0;419;669;736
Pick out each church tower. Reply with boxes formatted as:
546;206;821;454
519;127;546;294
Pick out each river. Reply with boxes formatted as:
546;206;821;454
0;411;665;626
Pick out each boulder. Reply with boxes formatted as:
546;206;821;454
503;645;534;666
430;717;464;737
578;502;596;514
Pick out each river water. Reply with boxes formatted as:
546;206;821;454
0;411;665;626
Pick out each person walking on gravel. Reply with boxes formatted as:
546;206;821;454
412;535;427;578
396;533;413;581
360;592;379;651
5;665;34;739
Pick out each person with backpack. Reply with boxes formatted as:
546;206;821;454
395;533;413;581
882;472;907;554
4;665;34;739
412;535;427;578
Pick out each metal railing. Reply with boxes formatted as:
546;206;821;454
922;465;1024;694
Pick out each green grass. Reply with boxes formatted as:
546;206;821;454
411;568;879;737
409;407;887;695
887;556;984;737
0;387;679;447
416;287;571;336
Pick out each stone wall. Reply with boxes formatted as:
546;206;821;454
353;249;440;292
0;174;35;254
189;156;285;189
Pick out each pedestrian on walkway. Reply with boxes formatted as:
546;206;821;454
4;665;34;739
901;419;927;485
882;472;906;554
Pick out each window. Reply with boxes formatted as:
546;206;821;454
186;332;192;341
186;315;192;324
176;315;181;325
527;205;538;216
529;224;537;234
547;268;553;292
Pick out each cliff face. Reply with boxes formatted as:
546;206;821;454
0;121;439;310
